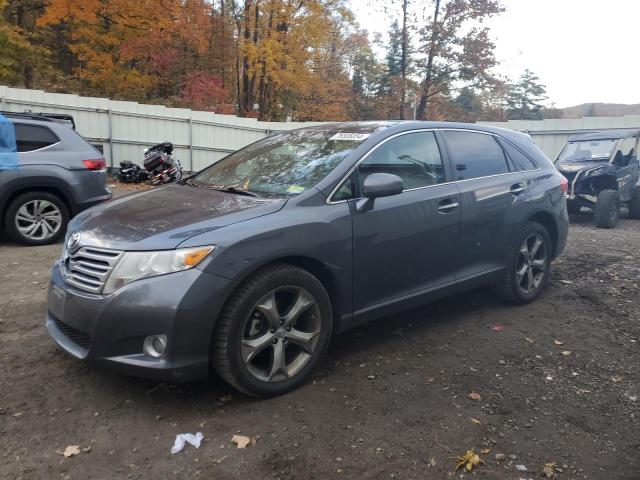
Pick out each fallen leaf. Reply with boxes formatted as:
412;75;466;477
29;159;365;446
470;418;481;425
525;337;535;344
488;324;504;332
611;375;623;383
429;457;436;467
454;448;484;472
561;350;572;356
543;461;557;479
554;340;564;346
468;392;482;402
480;448;491;454
62;445;81;458
82;446;92;453
231;435;256;449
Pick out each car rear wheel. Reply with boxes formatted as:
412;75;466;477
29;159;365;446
594;189;619;228
4;192;69;246
494;222;551;304
212;264;333;397
629;186;640;219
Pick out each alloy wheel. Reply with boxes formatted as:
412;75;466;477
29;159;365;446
14;200;62;241
241;286;321;382
515;233;547;294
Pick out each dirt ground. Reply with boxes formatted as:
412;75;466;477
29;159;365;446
1;186;639;480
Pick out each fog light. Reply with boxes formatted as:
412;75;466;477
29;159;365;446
143;335;167;358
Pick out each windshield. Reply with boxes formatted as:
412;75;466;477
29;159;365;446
557;139;617;163
191;129;371;197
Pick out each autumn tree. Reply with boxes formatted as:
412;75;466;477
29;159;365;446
505;69;548;120
415;0;504;120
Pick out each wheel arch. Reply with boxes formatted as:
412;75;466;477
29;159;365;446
1;180;75;221
224;255;345;332
526;211;559;258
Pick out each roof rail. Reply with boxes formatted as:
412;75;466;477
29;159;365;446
0;111;76;129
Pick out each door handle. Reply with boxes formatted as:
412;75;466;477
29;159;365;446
437;199;459;213
510;182;526;195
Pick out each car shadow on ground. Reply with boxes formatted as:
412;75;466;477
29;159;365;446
70;286;510;410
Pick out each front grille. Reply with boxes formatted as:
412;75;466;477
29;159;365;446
53;317;91;350
62;246;123;294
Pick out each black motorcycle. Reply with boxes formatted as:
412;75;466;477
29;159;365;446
143;142;183;185
118;160;149;183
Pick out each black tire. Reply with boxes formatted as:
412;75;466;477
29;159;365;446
594;189;619;228
493;222;552;305
629;186;640;219
212;263;333;397
567;200;581;214
4;191;69;246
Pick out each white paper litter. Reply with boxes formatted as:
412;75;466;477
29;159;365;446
170;432;203;454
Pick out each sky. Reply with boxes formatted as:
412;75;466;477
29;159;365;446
350;0;640;108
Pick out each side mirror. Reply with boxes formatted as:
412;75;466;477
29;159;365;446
356;173;404;212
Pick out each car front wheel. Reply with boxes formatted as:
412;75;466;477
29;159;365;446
212;264;333;397
494;222;552;304
4;192;69;246
594;189;619;228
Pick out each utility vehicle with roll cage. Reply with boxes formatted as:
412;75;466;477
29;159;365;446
555;130;640;228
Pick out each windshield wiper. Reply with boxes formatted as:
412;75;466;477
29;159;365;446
184;179;262;198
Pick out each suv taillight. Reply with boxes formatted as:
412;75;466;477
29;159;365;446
559;176;568;194
83;159;106;170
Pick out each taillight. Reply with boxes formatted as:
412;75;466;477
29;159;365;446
83;159;106;170
559;176;568;194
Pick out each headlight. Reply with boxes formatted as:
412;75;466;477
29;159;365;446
103;246;214;294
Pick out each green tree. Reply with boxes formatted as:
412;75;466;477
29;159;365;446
505;69;548;120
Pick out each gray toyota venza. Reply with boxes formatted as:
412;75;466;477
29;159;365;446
47;122;569;397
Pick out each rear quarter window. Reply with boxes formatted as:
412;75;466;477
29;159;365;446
442;131;509;180
14;124;59;152
498;139;538;171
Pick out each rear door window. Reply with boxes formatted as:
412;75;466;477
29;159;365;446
442;131;509;180
14;124;59;152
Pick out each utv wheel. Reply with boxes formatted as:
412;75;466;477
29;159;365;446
212;264;333;397
629;186;640;219
567;200;581;215
4;192;69;246
494;222;551;305
594;189;619;228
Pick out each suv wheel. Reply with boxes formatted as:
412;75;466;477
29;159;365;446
494;222;551;304
629;186;640;219
4;192;69;246
594;189;619;228
212;264;333;397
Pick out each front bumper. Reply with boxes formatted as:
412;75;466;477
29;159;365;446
46;264;237;383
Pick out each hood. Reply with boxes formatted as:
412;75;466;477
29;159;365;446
556;160;608;173
68;184;286;250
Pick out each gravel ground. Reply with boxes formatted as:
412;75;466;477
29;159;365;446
0;188;638;480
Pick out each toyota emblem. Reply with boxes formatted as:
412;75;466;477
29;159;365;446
67;232;81;252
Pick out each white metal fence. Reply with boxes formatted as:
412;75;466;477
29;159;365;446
480;116;640;160
0;85;319;171
3;85;640;167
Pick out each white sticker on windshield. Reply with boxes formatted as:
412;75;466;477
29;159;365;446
330;132;370;141
591;153;609;159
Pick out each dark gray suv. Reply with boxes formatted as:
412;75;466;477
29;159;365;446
46;122;569;397
0;112;111;245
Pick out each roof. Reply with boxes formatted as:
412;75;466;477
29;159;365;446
0;111;76;129
568;129;640;142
